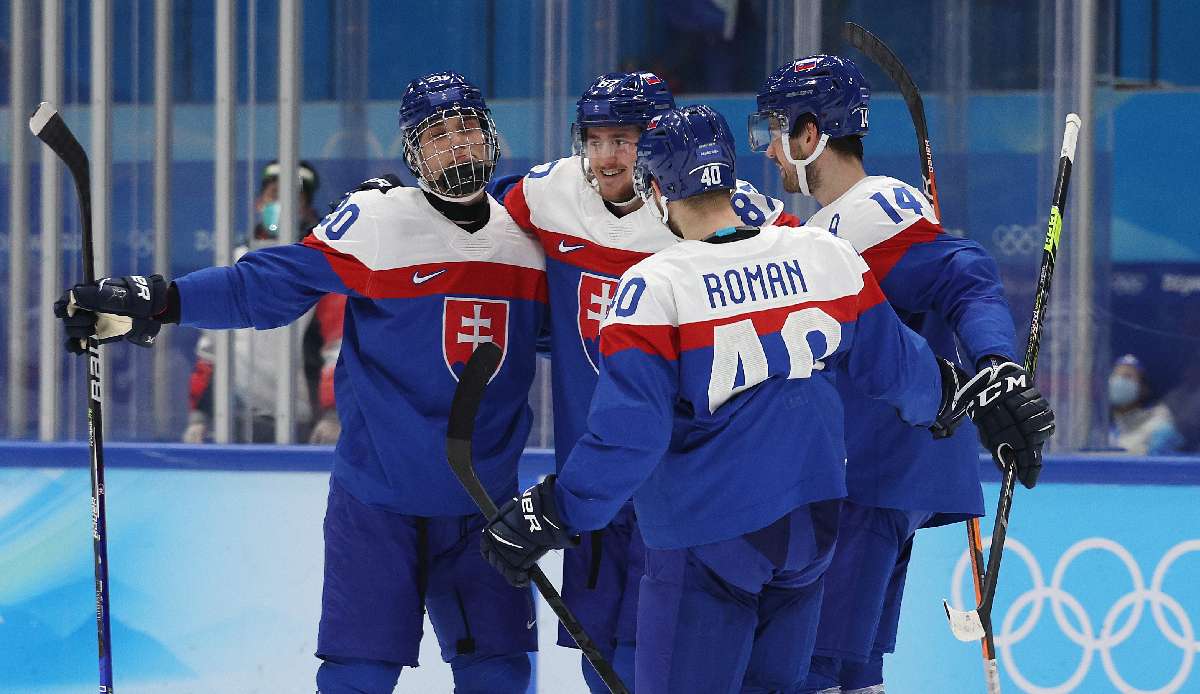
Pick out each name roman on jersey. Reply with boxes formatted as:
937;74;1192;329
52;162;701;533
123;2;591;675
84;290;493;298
701;258;809;309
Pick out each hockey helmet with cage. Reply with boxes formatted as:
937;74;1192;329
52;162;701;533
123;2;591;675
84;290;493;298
573;72;676;190
633;105;737;224
399;72;500;200
749;55;871;196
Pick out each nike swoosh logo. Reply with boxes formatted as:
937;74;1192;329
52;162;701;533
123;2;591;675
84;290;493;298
526;618;536;630
557;240;585;253
412;269;447;284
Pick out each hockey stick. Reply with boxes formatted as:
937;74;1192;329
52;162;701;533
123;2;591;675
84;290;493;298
30;102;116;693
447;342;630;694
943;115;1081;660
841;22;941;220
841;22;999;689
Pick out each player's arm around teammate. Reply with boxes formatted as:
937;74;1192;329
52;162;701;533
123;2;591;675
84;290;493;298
54;73;547;694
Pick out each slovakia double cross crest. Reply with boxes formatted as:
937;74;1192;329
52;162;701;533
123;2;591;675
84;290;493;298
443;297;508;381
578;272;619;372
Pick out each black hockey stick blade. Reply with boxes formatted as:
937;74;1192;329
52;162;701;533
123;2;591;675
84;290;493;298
447;341;505;519
31;103;93;225
841;22;941;217
447;343;630;694
841;23;925;125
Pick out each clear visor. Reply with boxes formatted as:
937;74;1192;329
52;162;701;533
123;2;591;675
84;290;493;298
747;111;787;153
584;138;638;158
575;123;641;186
405;106;499;199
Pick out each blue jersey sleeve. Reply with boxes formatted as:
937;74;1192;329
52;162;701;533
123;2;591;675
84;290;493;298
174;240;352;330
488;172;524;202
840;270;942;426
864;219;1017;365
554;275;679;532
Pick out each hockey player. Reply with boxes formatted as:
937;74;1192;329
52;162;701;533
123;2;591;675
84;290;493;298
54;72;544;694
495;70;800;693
748;55;1056;693
479;105;1052;693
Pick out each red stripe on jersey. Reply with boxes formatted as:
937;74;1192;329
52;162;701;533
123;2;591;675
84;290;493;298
503;178;536;232
503;173;654;277
599;322;679;360
506;172;657;276
303;232;373;294
302;233;547;302
539;230;652;278
677;271;886;351
772;211;804;228
860;217;942;281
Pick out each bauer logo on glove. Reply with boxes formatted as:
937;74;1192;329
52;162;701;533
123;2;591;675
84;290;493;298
53;274;170;354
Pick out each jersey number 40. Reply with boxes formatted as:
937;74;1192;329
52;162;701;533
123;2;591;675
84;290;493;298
708;308;841;412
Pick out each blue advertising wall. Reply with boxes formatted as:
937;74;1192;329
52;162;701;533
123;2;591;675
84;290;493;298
1;443;1198;693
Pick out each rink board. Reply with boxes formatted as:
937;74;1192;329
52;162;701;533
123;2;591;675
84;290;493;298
1;442;1198;693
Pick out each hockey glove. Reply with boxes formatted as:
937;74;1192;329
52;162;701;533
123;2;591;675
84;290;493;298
934;360;1055;488
930;357;970;439
54;274;169;353
480;475;579;587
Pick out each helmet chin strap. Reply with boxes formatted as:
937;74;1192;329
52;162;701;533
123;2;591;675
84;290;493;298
608;193;641;208
418;179;485;203
781;132;829;197
656;194;670;226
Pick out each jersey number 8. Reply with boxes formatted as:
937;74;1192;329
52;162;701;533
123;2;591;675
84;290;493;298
708;308;841;412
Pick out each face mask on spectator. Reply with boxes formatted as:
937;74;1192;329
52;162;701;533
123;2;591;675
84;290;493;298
260;201;281;238
1109;375;1138;407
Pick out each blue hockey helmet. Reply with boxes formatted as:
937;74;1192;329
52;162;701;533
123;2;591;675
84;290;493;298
399;71;500;199
572;72;676;191
750;55;871;148
748;55;870;196
575;71;676;131
633;105;737;222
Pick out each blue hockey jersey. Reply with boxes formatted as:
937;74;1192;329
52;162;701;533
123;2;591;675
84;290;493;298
805;176;1017;522
501;155;801;467
553;225;943;549
174;186;548;515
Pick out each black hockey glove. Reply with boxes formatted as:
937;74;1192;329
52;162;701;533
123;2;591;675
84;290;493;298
930;357;970;439
933;360;1055;488
480;475;579;587
53;274;169;354
327;174;404;212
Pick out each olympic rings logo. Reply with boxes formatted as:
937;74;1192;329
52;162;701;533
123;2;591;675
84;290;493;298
950;537;1200;693
991;223;1044;257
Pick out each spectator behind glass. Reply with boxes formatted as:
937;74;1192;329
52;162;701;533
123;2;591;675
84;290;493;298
1108;354;1180;455
183;160;347;444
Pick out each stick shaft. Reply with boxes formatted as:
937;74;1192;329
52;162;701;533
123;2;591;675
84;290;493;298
976;113;1079;625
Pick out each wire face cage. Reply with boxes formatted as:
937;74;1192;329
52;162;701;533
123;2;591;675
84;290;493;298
405;106;500;199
